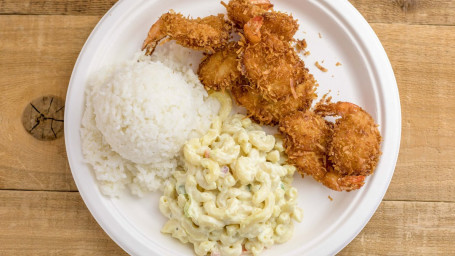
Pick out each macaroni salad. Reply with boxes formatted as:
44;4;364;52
159;92;303;256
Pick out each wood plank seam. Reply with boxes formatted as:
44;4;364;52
0;188;79;193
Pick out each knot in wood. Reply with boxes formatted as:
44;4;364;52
394;0;418;12
21;95;65;141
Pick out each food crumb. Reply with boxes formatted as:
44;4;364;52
336;62;342;66
328;195;333;201
304;51;311;56
318;32;322;38
315;61;328;72
295;39;307;54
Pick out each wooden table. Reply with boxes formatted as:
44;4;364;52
1;0;454;255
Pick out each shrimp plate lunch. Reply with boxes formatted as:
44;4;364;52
64;0;401;255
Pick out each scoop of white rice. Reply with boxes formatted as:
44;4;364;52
81;43;219;196
92;60;208;164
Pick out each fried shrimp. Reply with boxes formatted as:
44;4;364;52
315;101;382;177
261;11;299;41
197;43;242;91
232;14;316;124
223;0;273;28
224;0;297;41
142;11;232;55
242;12;298;44
231;85;313;125
243;16;264;44
241;30;316;101
279;110;368;191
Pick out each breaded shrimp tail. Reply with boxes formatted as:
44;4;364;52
142;11;232;55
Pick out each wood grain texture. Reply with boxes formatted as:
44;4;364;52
371;23;455;202
340;201;455;255
1;191;454;255
349;0;455;25
0;0;117;15
0;15;99;191
0;190;126;255
1;0;454;25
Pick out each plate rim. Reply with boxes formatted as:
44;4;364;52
64;0;402;255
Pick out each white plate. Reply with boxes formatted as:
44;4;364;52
65;0;401;255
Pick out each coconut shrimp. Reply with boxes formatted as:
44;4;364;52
241;32;316;101
197;42;243;91
279;102;381;191
231;81;316;125
240;15;313;101
223;0;273;28
315;101;382;177
261;11;298;41
142;11;232;55
243;12;298;43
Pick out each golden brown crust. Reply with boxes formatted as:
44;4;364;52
197;42;242;91
261;11;298;41
279;111;331;184
143;12;233;55
279;111;332;155
164;13;232;53
278;105;378;192
241;33;317;101
224;0;271;28
327;107;382;176
280;111;343;191
231;85;315;125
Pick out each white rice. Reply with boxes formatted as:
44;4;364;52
81;43;220;196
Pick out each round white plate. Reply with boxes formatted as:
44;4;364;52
65;0;401;255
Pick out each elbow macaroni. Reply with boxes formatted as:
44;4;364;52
159;92;303;256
